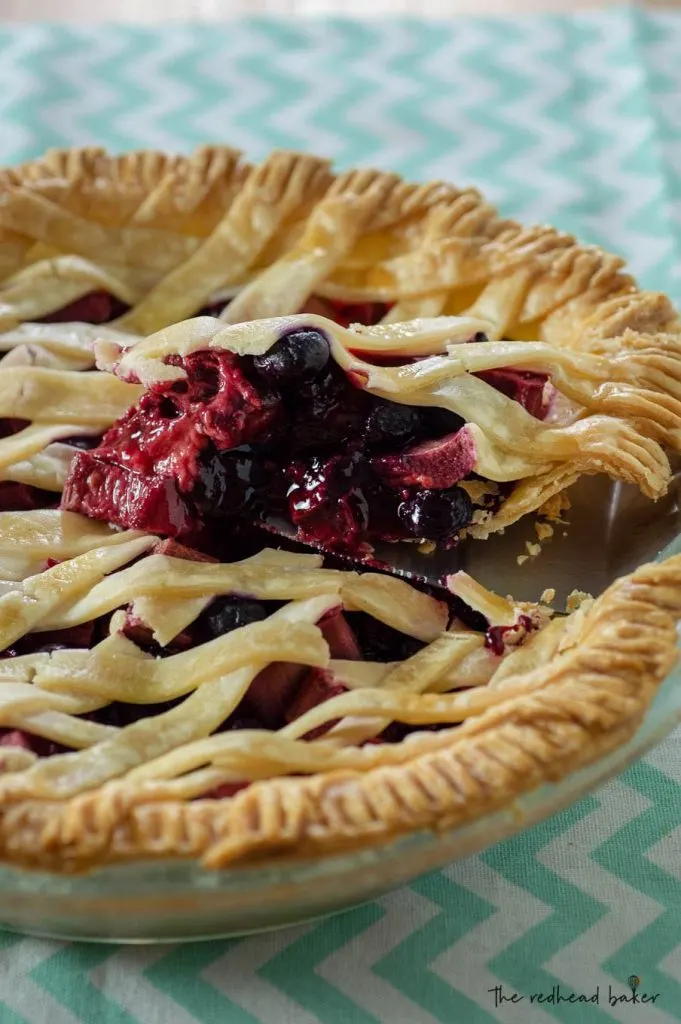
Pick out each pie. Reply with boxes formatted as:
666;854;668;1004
0;146;679;873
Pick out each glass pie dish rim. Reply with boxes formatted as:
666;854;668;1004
0;534;677;942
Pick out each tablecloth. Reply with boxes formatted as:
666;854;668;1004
0;9;680;1023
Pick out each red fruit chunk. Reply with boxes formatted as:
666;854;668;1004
62;350;281;536
0;481;57;513
204;781;250;799
326;299;389;328
166;350;281;452
152;538;218;562
93;392;208;490
62;451;194;536
285;668;348;739
300;297;390;329
242;662;308;729
318;608;362;660
37;291;129;325
0;729;64;758
0;730;32;750
372;426;478;490
477;369;550;420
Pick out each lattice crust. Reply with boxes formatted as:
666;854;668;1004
92;312;681;536
0;146;680;525
0;147;677;340
0;509;676;870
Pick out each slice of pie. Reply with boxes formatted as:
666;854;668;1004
0;146;679;872
57;311;678;561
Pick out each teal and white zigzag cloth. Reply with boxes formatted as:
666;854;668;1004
1;10;681;1022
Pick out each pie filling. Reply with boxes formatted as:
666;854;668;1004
0;293;405;522
51;310;549;559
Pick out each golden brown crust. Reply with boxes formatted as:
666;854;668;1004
0;144;673;343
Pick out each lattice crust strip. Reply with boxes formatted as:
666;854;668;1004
0;509;677;871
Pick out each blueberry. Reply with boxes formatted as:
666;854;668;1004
421;407;465;439
346;612;425;663
194;448;268;517
397;487;472;541
364;401;422;450
470;331;489;344
253;329;330;383
194;454;231;513
61;435;101;451
200;597;268;639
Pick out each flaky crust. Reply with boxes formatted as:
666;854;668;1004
0;145;678;343
0;546;678;872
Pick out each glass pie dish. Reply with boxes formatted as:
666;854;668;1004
0;146;680;939
0;547;676;942
0;481;676;943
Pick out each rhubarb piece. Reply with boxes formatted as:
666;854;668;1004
372;427;478;490
476;369;549;420
62;453;194;536
242;662;309;729
37;291;129;325
284;667;348;739
318;607;362;660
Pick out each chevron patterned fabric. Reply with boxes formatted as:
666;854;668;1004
0;9;680;1022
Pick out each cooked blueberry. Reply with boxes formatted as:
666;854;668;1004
346;612;424;663
194;448;270;517
397;487;472;540
421;407;466;438
194;454;231;513
200;597;268;639
61;435;102;451
253;329;330;383
471;331;489;344
364;401;423;450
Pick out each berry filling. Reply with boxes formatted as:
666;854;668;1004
17;296;548;550
61;329;505;554
477;368;550;420
37;291;130;326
